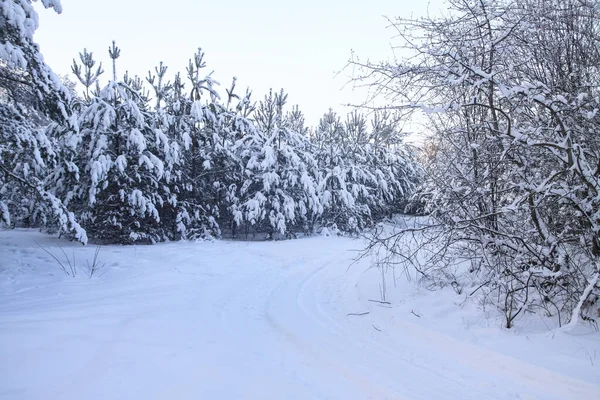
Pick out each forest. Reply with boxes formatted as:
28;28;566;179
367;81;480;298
0;10;419;245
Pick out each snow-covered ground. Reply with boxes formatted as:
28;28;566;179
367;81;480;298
0;229;598;400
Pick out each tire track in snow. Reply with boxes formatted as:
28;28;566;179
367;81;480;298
288;252;600;400
265;255;407;400
212;253;351;399
265;255;493;400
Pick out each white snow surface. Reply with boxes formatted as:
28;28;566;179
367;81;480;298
0;229;599;400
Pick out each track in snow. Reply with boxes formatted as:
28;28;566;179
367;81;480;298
0;230;598;399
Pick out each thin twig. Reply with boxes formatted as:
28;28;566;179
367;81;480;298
347;312;370;316
410;310;421;318
369;299;391;305
36;241;69;276
86;245;105;278
372;324;382;332
57;245;75;277
469;280;491;297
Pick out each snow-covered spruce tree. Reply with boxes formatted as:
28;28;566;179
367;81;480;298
353;0;600;327
0;0;86;242
73;42;170;244
233;89;321;238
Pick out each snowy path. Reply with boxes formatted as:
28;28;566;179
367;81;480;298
0;230;598;399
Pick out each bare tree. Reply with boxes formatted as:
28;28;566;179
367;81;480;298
353;0;600;328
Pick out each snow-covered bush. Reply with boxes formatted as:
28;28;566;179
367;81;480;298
354;0;600;328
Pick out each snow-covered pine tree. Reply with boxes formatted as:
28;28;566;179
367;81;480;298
365;111;420;220
71;48;104;103
215;76;259;237
234;89;320;238
312;110;369;233
310;109;419;234
158;70;196;239
165;49;228;239
74;42;169;243
48;48;105;223
0;0;86;243
145;61;186;240
283;104;321;232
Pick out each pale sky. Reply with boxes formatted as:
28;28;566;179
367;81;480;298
35;0;442;127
